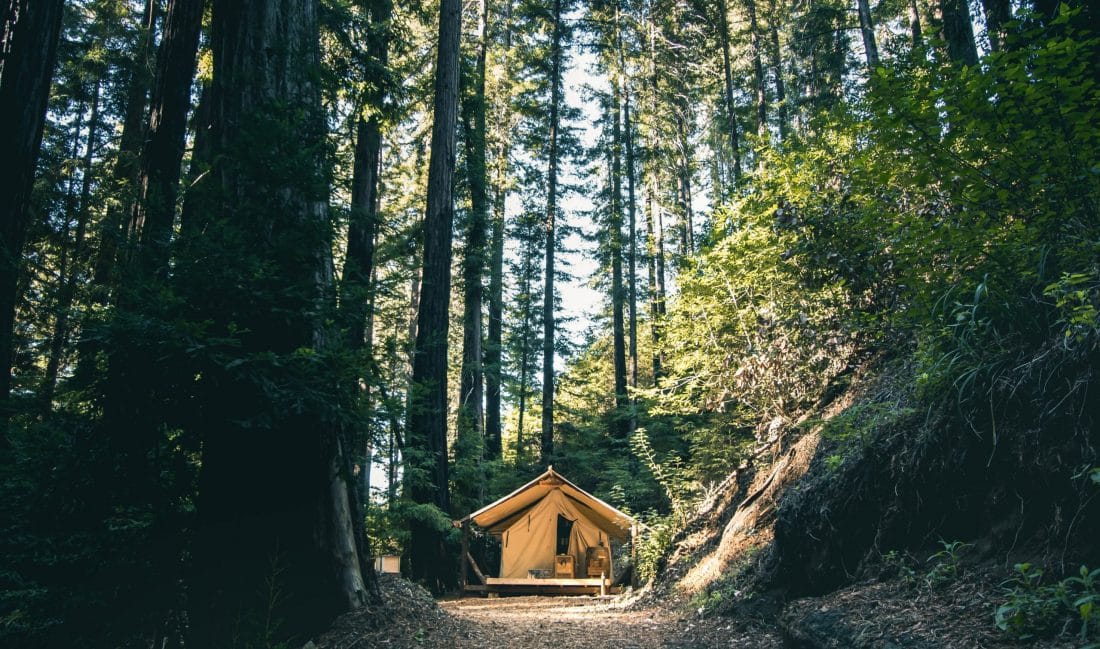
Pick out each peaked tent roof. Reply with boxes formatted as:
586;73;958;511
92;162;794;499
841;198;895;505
456;466;644;538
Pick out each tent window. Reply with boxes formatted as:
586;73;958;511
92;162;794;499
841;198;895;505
556;514;574;555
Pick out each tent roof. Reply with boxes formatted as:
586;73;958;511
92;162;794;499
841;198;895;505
455;467;643;538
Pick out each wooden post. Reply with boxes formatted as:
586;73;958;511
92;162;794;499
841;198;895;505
630;523;638;589
600;571;606;597
460;520;470;589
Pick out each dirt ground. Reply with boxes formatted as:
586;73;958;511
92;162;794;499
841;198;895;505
311;576;784;649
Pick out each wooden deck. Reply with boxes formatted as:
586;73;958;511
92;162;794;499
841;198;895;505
463;577;620;596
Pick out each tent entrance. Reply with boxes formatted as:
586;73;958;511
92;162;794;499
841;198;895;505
555;514;574;555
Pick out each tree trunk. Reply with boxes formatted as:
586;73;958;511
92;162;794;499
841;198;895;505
856;0;880;68
405;0;461;592
134;0;204;275
624;92;638;396
0;0;65;429
610;67;628;441
456;0;490;508
485;0;514;463
744;0;768;136
980;0;1010;52
190;0;368;643
339;0;391;596
940;0;978;66
540;0;563;466
766;0;789;141
715;0;742;187
909;0;923;47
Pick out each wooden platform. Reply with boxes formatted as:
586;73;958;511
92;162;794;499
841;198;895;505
463;577;620;596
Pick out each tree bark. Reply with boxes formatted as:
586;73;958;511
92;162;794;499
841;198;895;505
405;0;461;592
456;0;490;507
857;0;880;68
624;93;639;396
610;63;628;441
0;0;65;429
540;0;564;466
134;0;204;275
485;0;514;462
909;0;923;47
190;0;368;643
339;0;391;597
940;0;978;66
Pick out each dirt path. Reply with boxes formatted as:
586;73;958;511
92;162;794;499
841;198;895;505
436;596;783;649
313;576;783;649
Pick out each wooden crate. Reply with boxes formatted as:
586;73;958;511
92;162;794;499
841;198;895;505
554;554;575;578
585;546;609;577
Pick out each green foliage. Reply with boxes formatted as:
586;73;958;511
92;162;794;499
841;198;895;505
995;563;1100;643
924;540;970;589
633;514;677;586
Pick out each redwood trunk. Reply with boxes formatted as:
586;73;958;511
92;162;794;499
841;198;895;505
406;0;461;591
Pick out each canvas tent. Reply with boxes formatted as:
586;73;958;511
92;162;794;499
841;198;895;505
456;467;641;593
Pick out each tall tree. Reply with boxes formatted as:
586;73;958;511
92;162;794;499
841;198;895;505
339;0;394;570
455;0;491;508
744;0;768;136
540;0;565;465
190;0;369;643
610;47;628;440
133;0;204;273
485;0;515;461
0;0;65;429
856;0;880;68
715;0;742;185
405;0;462;591
940;0;978;66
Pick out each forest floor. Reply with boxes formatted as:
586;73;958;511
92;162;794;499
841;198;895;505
310;575;784;649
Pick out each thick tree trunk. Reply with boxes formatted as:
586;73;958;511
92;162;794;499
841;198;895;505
134;0;204;274
190;0;368;643
456;0;490;508
0;0;65;428
940;0;978;66
406;0;461;592
857;0;880;68
540;0;563;466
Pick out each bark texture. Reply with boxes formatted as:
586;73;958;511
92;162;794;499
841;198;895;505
191;0;368;643
406;0;461;592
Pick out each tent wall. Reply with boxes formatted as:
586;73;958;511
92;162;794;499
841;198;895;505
498;488;614;578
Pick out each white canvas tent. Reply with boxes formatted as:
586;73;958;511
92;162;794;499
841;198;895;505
456;467;642;594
